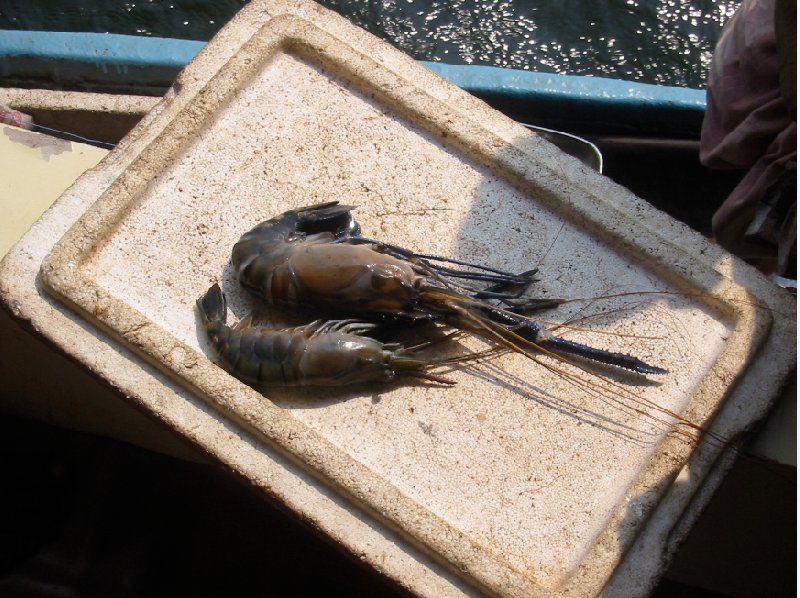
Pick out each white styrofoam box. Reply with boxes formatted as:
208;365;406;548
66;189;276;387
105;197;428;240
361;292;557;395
2;3;794;596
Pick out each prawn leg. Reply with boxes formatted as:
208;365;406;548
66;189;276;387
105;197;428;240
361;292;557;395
290;201;362;238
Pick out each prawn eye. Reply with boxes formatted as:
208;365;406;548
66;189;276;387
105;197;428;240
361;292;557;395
371;271;391;290
371;264;412;291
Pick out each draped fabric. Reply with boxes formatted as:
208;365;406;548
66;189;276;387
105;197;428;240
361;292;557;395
700;0;796;275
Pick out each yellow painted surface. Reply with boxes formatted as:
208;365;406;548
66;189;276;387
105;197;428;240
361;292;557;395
0;124;108;258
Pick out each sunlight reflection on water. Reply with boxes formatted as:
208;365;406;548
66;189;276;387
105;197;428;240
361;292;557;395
319;0;739;88
0;0;739;88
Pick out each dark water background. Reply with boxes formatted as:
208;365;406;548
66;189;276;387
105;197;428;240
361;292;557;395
0;1;739;88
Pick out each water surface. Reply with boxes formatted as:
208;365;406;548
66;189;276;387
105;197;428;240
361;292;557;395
0;0;739;88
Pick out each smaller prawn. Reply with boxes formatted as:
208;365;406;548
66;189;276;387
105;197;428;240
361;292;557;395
196;283;457;387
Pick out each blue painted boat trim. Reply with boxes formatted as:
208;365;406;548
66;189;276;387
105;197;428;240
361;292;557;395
0;30;203;94
0;30;706;136
0;30;204;70
419;61;706;112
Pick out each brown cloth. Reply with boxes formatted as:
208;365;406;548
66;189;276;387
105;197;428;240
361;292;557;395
700;0;796;275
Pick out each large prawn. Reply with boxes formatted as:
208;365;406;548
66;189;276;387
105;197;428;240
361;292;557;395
230;202;668;376
197;283;463;387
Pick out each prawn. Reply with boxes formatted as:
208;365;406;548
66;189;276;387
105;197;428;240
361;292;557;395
231;202;668;375
197;283;460;387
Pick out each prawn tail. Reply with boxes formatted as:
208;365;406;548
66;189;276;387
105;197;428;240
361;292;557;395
295;201;361;237
196;284;235;368
197;283;227;326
